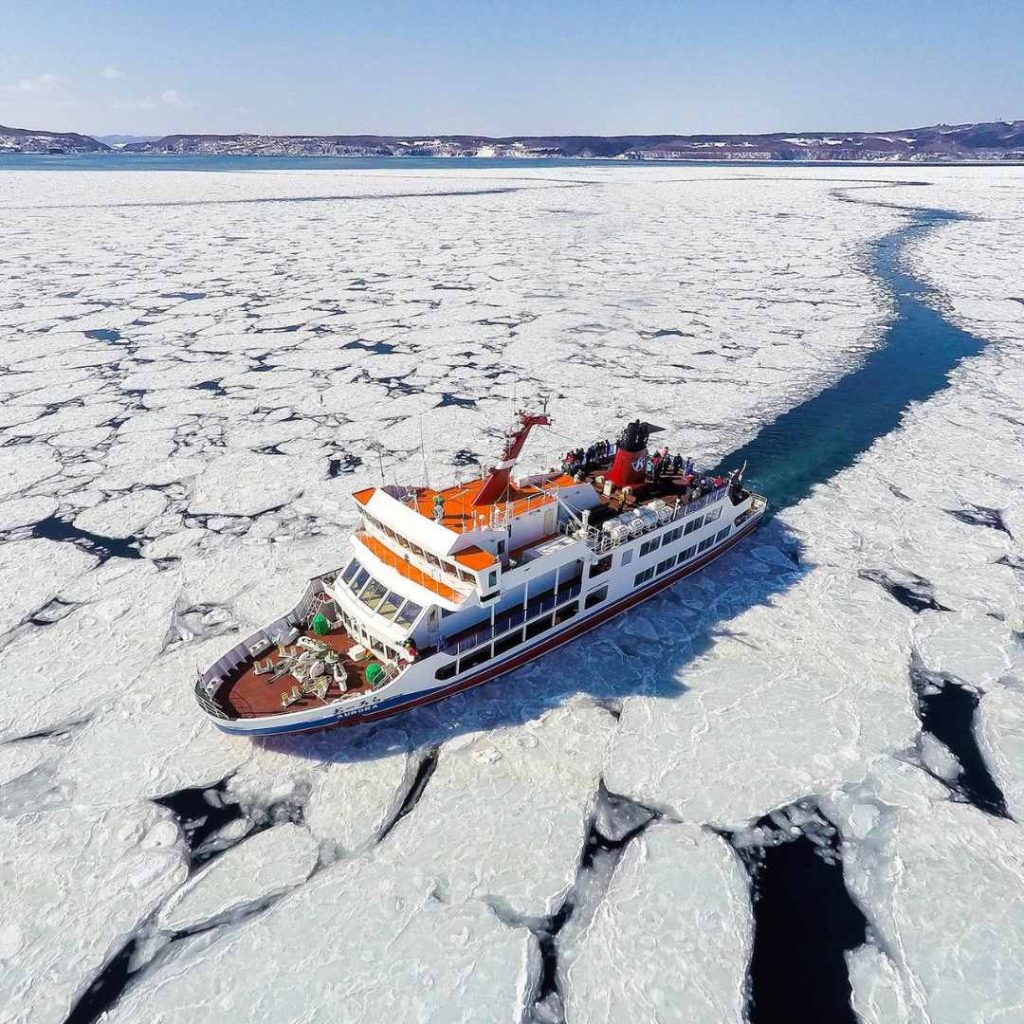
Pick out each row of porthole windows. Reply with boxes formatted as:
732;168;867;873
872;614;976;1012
360;511;478;585
434;585;609;681
633;525;731;587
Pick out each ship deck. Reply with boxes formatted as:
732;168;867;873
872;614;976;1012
580;461;729;527
218;624;381;719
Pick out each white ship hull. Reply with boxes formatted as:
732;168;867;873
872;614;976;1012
198;486;767;737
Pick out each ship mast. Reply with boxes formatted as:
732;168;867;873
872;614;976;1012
472;408;551;506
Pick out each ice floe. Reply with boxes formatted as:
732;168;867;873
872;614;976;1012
1;163;1022;1022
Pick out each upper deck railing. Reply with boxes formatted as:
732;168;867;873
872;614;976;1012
565;486;728;555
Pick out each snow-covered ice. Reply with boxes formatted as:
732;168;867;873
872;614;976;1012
1;163;1023;1022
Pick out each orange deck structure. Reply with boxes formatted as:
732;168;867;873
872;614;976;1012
219;625;376;719
356;532;464;603
412;478;562;532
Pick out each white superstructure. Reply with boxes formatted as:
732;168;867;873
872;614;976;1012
195;411;766;736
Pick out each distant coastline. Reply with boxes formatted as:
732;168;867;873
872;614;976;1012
2;120;1023;162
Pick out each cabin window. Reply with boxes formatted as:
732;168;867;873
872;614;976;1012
358;578;388;611
487;571;498;589
584;586;608;609
634;567;655;586
377;591;403;621
461;645;492;671
394;600;423;628
435;661;458;681
349;568;370;597
341;560;359;584
494;629;524;655
457;567;475;583
525;613;554;640
656;556;676;575
679;545;696;563
716;526;731;542
663;525;683;545
697;536;715;553
554;601;579;625
619;547;634;566
639;537;660;558
589;555;612;577
497;540;506;555
705;504;723;523
684;515;704;536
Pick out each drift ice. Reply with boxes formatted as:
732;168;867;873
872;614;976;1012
194;410;767;736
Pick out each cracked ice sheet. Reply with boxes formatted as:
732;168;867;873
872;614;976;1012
604;177;1024;824
377;698;616;917
105;853;529;1024
0;164;1019;1020
0;801;187;1024
824;762;1024;1024
563;821;751;1024
158;822;318;933
0;166;909;500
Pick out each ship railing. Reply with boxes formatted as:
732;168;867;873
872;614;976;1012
489;491;555;530
563;486;728;555
195;579;332;709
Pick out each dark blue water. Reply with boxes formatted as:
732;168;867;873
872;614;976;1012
718;207;985;511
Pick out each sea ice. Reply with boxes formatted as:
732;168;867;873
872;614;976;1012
1;162;1023;1022
562;822;751;1023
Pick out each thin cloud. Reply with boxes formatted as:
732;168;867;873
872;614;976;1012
101;67;124;80
160;89;182;107
16;73;69;94
112;97;156;111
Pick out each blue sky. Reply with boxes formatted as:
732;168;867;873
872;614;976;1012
2;0;1022;136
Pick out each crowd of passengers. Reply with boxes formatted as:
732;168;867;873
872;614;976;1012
562;438;617;473
562;442;713;485
561;441;734;511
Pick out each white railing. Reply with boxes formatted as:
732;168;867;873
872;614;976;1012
564;487;728;555
196;577;335;707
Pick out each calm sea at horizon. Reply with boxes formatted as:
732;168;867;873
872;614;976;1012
0;153;969;172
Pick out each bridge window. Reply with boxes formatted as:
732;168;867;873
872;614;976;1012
394;600;423;628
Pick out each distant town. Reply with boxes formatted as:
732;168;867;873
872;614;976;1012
2;119;1023;162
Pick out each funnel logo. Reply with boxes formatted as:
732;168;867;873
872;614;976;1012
632;456;646;471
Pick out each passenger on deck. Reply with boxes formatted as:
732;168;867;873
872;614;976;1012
672;453;683;474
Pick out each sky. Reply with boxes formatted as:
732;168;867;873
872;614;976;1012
2;0;1022;138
